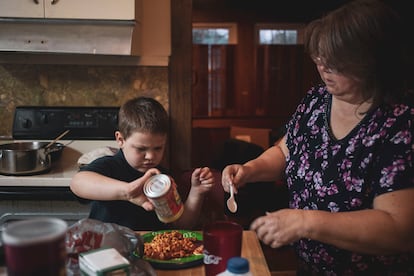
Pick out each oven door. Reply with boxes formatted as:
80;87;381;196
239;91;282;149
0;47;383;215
0;186;90;263
0;186;89;222
0;186;90;267
0;186;89;237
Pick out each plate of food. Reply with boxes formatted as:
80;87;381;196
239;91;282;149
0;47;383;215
142;230;204;269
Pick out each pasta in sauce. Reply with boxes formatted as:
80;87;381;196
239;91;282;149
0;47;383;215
144;230;203;260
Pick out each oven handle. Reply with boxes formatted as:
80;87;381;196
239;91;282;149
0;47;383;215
0;187;79;200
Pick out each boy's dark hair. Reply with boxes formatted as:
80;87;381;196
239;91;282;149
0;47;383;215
118;96;169;139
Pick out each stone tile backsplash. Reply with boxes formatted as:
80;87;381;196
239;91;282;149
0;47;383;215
0;64;168;138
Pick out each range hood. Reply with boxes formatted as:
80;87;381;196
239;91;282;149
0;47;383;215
0;18;140;56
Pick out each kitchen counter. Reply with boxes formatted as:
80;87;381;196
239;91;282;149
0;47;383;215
0;140;118;187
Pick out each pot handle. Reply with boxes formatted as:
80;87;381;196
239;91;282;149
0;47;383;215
44;143;64;155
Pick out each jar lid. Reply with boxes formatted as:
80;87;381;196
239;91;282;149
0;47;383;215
227;257;249;273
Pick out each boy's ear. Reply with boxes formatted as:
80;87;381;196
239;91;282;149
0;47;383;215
115;131;125;147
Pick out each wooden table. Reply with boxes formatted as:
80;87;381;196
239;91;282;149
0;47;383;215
0;231;271;276
150;230;271;276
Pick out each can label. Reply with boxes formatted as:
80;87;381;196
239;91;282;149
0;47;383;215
143;174;184;223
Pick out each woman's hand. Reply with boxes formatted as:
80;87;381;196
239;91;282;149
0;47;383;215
221;164;249;194
250;209;305;248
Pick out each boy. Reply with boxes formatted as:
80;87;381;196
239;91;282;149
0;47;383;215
70;96;215;230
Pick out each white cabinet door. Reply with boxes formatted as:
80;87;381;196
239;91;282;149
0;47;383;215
0;0;136;20
45;0;136;20
0;0;44;18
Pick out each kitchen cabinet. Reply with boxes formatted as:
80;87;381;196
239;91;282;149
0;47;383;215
0;0;136;21
0;0;170;66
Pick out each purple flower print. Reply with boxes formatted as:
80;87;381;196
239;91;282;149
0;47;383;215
379;159;406;188
391;130;411;144
350;197;362;207
328;201;339;212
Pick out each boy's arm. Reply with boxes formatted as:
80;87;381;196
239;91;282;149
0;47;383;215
70;169;157;211
173;167;215;229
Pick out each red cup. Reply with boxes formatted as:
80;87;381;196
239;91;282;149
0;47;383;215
203;220;243;276
2;218;68;276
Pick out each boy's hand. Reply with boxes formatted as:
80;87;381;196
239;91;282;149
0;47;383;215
191;167;215;194
127;168;159;210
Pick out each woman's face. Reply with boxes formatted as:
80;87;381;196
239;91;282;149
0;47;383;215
313;57;362;101
115;131;166;173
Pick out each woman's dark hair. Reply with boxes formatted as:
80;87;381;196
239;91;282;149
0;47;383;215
304;0;408;107
118;96;169;139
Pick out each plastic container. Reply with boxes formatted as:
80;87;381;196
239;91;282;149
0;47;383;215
217;257;253;276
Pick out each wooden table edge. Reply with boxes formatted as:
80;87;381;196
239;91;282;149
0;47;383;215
137;230;271;276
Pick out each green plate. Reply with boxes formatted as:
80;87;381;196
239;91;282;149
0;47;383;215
142;230;203;270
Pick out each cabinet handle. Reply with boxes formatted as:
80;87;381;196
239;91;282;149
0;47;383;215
51;0;59;4
33;0;39;4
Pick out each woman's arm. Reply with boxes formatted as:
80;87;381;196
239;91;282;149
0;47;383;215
303;187;414;254
252;187;414;254
222;135;288;193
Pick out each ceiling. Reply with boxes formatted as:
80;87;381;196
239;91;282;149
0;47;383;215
192;0;412;24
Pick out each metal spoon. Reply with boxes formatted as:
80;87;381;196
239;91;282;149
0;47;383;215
227;183;238;213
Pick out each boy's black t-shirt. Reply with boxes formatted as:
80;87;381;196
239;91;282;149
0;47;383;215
78;149;169;231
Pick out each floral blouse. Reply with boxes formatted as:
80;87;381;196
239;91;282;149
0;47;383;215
285;85;414;275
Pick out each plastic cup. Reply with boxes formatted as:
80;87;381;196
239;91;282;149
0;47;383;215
203;220;243;276
2;217;68;276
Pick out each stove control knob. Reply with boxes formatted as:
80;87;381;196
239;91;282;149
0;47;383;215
21;118;32;129
41;113;49;124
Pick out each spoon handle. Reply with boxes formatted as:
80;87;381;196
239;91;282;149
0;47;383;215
44;130;70;149
227;183;238;213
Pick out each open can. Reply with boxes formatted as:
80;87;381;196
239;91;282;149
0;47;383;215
143;174;184;223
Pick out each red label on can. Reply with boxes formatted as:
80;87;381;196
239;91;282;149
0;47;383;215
144;174;184;223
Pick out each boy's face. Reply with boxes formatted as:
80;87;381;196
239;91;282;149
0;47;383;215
115;131;167;173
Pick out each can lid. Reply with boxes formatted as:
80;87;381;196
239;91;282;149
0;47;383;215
144;174;171;197
227;257;250;274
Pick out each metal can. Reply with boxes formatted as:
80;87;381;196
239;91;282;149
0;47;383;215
143;174;184;223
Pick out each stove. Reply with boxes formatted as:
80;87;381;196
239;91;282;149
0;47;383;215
0;106;119;232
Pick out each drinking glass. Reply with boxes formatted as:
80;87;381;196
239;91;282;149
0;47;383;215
2;217;68;276
203;220;243;276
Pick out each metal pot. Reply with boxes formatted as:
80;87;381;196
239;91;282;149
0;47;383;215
0;142;65;176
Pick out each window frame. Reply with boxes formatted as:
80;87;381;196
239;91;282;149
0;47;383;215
255;23;305;45
192;22;238;45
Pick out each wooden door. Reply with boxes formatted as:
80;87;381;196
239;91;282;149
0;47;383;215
192;44;235;117
256;45;306;118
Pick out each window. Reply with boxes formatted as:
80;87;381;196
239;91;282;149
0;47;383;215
259;30;298;45
192;23;237;117
255;23;312;117
192;23;238;45
256;23;305;45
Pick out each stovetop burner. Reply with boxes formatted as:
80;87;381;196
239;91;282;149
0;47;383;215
12;106;119;140
1;106;120;186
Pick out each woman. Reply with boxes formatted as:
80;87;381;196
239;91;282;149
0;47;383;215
221;0;414;274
